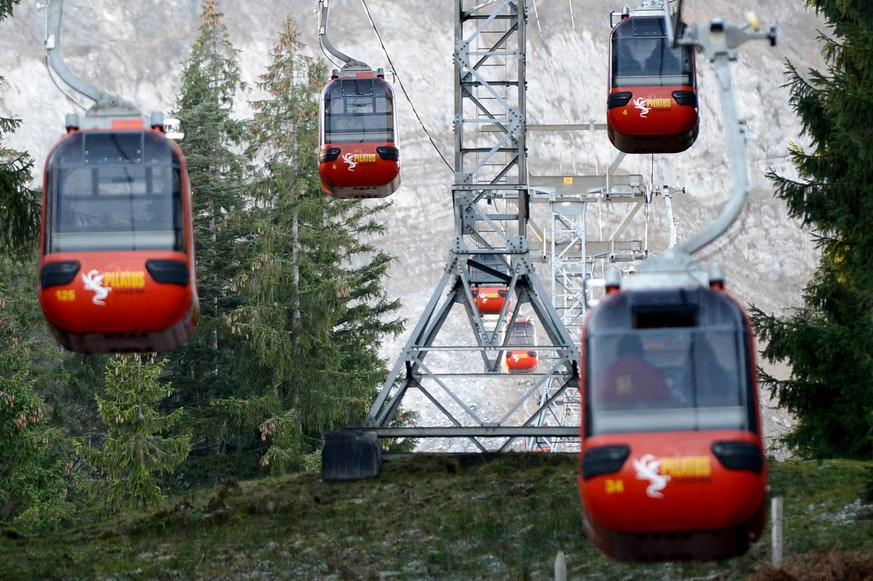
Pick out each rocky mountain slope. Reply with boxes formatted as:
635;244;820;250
0;0;830;451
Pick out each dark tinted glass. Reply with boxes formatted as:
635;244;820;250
45;131;184;253
611;17;694;88
323;78;395;143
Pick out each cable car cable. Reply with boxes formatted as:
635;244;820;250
530;0;565;109
565;0;592;121
530;0;592;123
358;0;454;173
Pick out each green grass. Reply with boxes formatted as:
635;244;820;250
1;454;871;580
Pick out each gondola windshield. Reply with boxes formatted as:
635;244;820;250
586;326;752;436
507;320;535;346
45;131;183;253
611;18;693;88
322;78;395;144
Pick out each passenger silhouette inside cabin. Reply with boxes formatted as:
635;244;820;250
674;334;743;407
617;38;657;76
594;333;673;407
617;37;683;82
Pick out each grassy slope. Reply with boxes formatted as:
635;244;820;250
0;455;871;580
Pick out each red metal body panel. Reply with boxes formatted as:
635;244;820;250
39;251;197;353
473;286;509;315
583;432;765;531
505;350;538;372
318;142;400;199
607;86;699;154
39;125;198;353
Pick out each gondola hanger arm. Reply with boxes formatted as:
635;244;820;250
317;0;354;66
44;0;140;116
672;13;777;256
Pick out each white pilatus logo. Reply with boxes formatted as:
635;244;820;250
633;454;671;498
633;97;650;118
82;269;111;306
342;152;358;172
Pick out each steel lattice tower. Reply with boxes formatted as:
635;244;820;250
323;0;581;471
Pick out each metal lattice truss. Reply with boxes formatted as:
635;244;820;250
348;0;776;461
362;0;581;452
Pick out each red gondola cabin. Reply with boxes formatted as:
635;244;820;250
318;64;400;199
39;116;199;353
473;287;510;315
578;282;766;561
607;3;699;154
504;318;538;373
468;253;511;316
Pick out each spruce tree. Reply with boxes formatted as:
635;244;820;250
0;1;68;528
229;16;404;471
75;355;191;511
0;282;68;528
0;0;38;254
0;138;38;254
165;0;253;477
750;1;873;459
0;0;15;18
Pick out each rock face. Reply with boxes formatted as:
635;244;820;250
1;1;827;453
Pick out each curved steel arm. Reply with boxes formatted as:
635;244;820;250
674;17;777;256
45;0;139;114
674;54;746;255
318;0;353;65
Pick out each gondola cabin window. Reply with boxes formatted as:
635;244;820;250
322;78;395;144
586;327;752;436
44;131;184;254
507;320;535;346
611;17;693;89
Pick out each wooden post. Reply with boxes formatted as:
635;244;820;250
772;496;783;568
554;550;566;581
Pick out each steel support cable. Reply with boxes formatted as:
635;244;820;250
530;0;592;126
530;0;562;105
565;0;590;118
359;0;455;173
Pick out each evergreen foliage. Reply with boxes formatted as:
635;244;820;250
163;4;402;481
0;0;406;509
0;1;17;22
0;361;61;525
228;16;404;471
0;0;39;255
0;3;68;529
751;0;873;459
75;355;191;512
165;0;253;470
0;268;69;529
0;146;39;255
